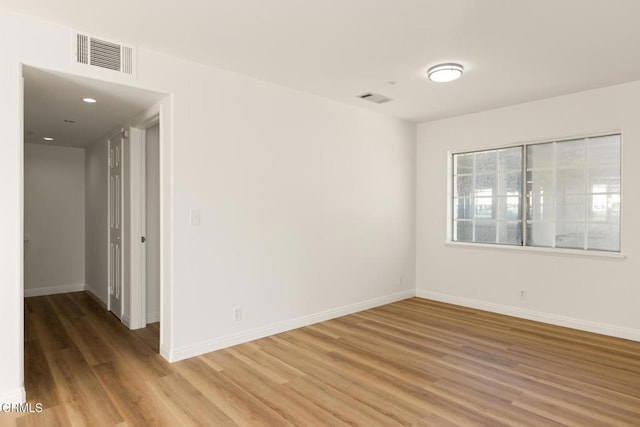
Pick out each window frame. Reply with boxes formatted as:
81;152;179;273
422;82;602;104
447;132;623;256
451;146;524;246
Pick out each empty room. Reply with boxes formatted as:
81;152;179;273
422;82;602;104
1;1;639;425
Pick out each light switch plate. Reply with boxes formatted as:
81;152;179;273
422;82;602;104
189;209;201;226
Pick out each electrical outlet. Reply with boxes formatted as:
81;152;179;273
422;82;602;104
233;307;242;322
520;289;527;300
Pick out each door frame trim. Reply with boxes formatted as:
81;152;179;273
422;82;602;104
129;111;160;329
127;98;173;361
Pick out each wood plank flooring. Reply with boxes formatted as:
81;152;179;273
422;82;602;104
3;293;640;426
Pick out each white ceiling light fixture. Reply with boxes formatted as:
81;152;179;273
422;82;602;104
427;63;464;83
43;137;54;141
82;97;97;103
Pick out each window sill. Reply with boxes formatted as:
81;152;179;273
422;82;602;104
444;241;626;260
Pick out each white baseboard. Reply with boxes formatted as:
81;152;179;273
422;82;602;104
84;286;107;308
24;283;85;297
0;387;26;404
167;289;415;362
147;310;160;324
416;290;640;342
122;313;131;328
160;344;172;362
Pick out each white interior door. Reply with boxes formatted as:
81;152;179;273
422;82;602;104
108;132;123;319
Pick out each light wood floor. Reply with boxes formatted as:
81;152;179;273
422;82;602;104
4;293;640;426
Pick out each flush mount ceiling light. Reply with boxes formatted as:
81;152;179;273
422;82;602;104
427;63;464;83
43;137;54;141
82;97;97;103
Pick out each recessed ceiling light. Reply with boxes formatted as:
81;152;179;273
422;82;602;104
43;137;54;141
83;97;97;103
427;63;464;83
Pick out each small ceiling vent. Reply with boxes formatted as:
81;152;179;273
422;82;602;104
73;32;136;76
358;92;393;104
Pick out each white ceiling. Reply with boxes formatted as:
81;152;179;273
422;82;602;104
23;66;166;147
6;0;640;122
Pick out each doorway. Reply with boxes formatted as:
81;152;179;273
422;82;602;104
22;65;169;350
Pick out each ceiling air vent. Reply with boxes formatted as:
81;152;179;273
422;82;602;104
358;92;393;104
74;32;136;76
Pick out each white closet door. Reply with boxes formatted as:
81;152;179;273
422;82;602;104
108;131;124;319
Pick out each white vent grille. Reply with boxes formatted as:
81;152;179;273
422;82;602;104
73;32;136;76
122;46;133;74
90;38;121;70
76;34;89;64
358;92;393;104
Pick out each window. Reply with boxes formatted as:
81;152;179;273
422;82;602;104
452;134;621;252
453;147;522;245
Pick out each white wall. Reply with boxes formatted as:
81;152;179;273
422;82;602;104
85;139;109;304
0;11;416;400
145;123;161;323
146;53;416;359
24;143;85;296
417;81;640;341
